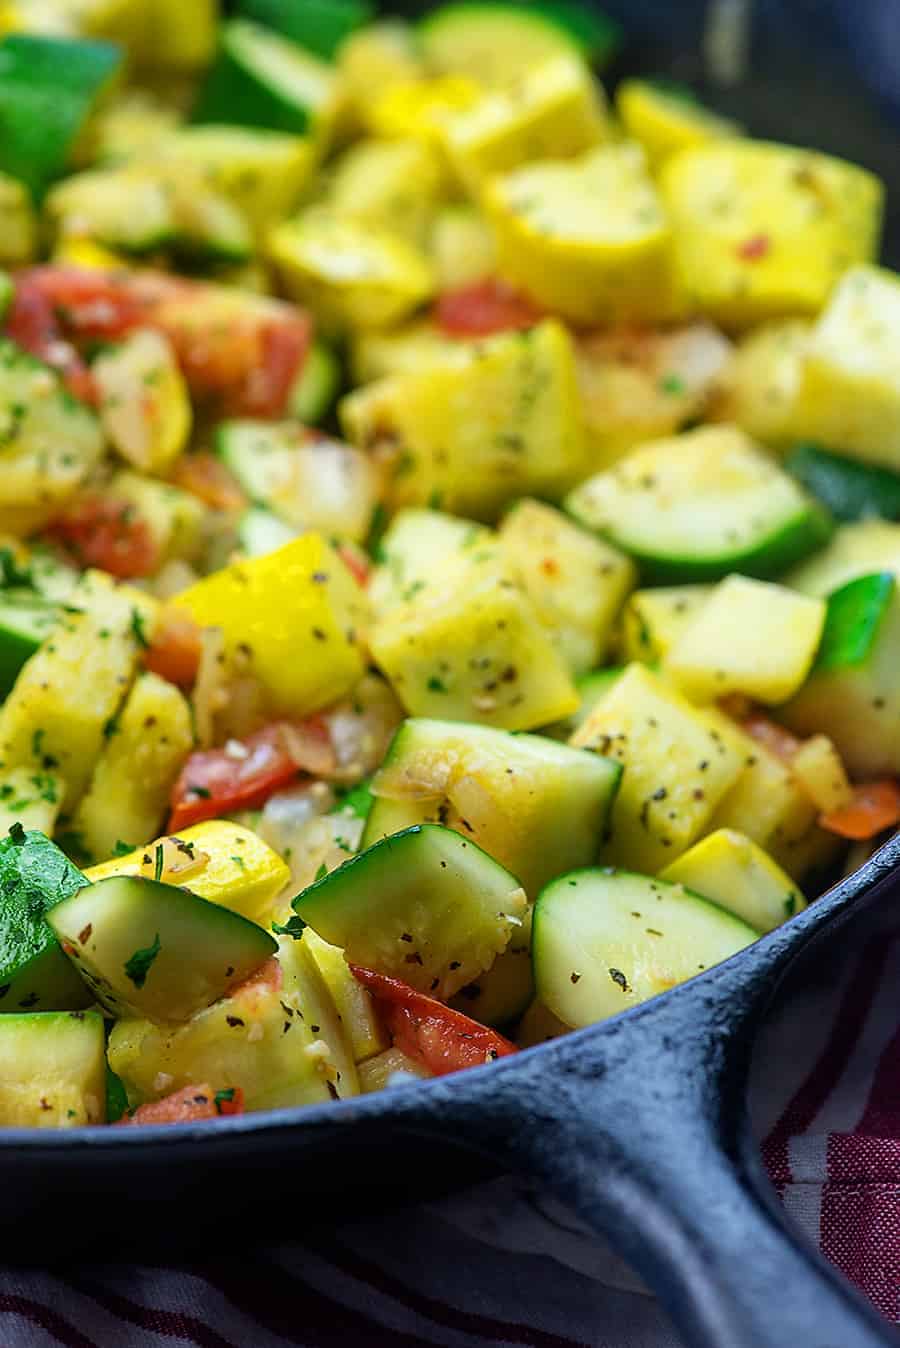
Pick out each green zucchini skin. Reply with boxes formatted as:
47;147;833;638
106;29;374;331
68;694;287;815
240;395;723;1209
0;596;58;700
786;443;900;524
193;20;329;136
236;0;374;60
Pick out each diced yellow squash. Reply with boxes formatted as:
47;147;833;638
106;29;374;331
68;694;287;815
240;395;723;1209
429;204;496;290
499;498;636;675
485;142;683;324
707;319;811;447
0;171;35;265
571;663;745;871
367;506;489;616
86;819;290;925
341;320;587;520
302;929;389;1064
268;207;434;333
173;534;369;719
791;734;853;815
92;87;183;162
660;141;883;326
144;126;317;232
659;828;805;933
370;548;579;731
787;522;900;597
138;0;217;69
351;320;473;384
616;80;739;167
0;766;63;837
72;671;192;863
93;330;191;475
365;74;481;145
0;599;143;812
705;708;835;879
0;1010;106;1128
790;265;900;471
52;236;130;271
439;53;608;193
618;585;713;664
110;471;206;565
576;321;733;465
329;137;445;248
338;21;426;127
665;575;825;704
358;1046;433;1089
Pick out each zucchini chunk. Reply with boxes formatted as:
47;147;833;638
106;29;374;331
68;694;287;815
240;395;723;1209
533;868;756;1028
566;425;832;584
786;444;900;525
236;0;374;60
0;1010;106;1127
787;521;900;598
0;828;92;1013
367;507;489;616
288;339;342;423
0;594;60;700
47;874;277;1022
659;829;805;934
293;824;528;1000
237;508;298;558
364;717;621;896
618;585;712;665
780;573;900;778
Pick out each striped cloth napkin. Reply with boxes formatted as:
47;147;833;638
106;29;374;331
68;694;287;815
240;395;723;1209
2;888;898;1348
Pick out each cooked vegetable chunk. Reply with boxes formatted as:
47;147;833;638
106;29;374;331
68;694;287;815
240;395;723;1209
566;425;832;583
0;1010;106;1126
708;319;811;447
533;868;756;1028
616;79;738;166
485;143;682;324
665;575;825;705
786;444;900;526
0;766;62;836
328;137;445;248
790;265;900;471
618;585;712;664
367;507;489;616
660;141;883;325
93;330;191;475
293;823;527;999
0;171;35;264
572;663;745;871
173;535;369;719
659;829;805;933
48;874;277;1022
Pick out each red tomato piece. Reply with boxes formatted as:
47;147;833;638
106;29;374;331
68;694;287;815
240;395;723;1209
237;318;310;419
167;718;334;831
336;542;370;588
170;452;246;512
16;266;146;339
45;494;159;579
820;780;900;841
119;1083;245;1126
435;278;542;337
4;279;96;402
350;966;517;1077
143;610;203;689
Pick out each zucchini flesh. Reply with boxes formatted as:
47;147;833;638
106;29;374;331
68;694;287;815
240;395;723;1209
0;1009;106;1127
293;823;527;1000
533;867;756;1028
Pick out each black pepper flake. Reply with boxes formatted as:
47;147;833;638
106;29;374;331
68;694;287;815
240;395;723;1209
226;1015;245;1028
310;1024;320;1034
609;968;629;992
404;952;424;965
570;971;581;984
326;1081;339;1100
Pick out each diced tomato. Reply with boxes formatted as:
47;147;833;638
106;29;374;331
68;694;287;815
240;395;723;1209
336;542;370;588
435;278;542;337
170;452;246;512
119;1083;245;1126
167;717;334;831
820;780;900;841
238;318;310;419
17;266;146;339
45;494;159;579
4;279;96;403
741;713;803;764
350;966;517;1077
143;610;203;689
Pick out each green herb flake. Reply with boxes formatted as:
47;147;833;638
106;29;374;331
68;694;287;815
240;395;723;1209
214;1087;237;1114
658;373;686;396
130;607;150;649
272;914;307;939
153;843;164;881
427;675;448;694
124;933;161;989
230;855;246;870
113;840;134;857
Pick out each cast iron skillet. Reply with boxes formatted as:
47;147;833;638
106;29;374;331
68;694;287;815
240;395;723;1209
5;7;900;1346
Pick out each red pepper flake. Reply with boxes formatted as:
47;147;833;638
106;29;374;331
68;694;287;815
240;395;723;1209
737;234;771;261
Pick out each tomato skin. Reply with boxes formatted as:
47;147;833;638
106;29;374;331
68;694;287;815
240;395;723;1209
119;1083;245;1126
435;278;541;337
170;452;246;512
336;542;370;588
143;610;203;689
45;494;160;579
167;718;334;831
237;318;310;419
4;279;97;403
350;966;517;1076
820;780;900;841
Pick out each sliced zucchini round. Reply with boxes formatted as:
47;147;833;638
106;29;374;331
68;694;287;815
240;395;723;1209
533;867;757;1028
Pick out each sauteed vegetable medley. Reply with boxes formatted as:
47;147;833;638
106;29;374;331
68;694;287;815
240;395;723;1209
0;0;896;1128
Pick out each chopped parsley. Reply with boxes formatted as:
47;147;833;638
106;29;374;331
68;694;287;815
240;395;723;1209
272;914;307;939
123;933;161;989
129;607;150;649
153;843;164;881
214;1088;237;1114
113;840;134;857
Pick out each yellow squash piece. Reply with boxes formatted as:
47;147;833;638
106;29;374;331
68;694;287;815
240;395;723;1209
665;575;826;705
659;829;805;934
341;319;587;520
337;21;426;127
0;171;35;265
660;141;883;326
429;204;496;290
173;534;369;719
268;207;434;333
485;142;682;324
708;319;811;447
0;1011;106;1128
616;80;739;167
86;819;290;925
72;672;193;864
790;734;853;815
439;53;608;193
618;585;713;664
499;498;636;676
109;471;206;566
790;265;900;471
93;330;192;476
0;767;63;838
370;548;579;731
365;74;481;145
351;320;472;385
329;137;445;248
302;929;388;1064
571;663;745;871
